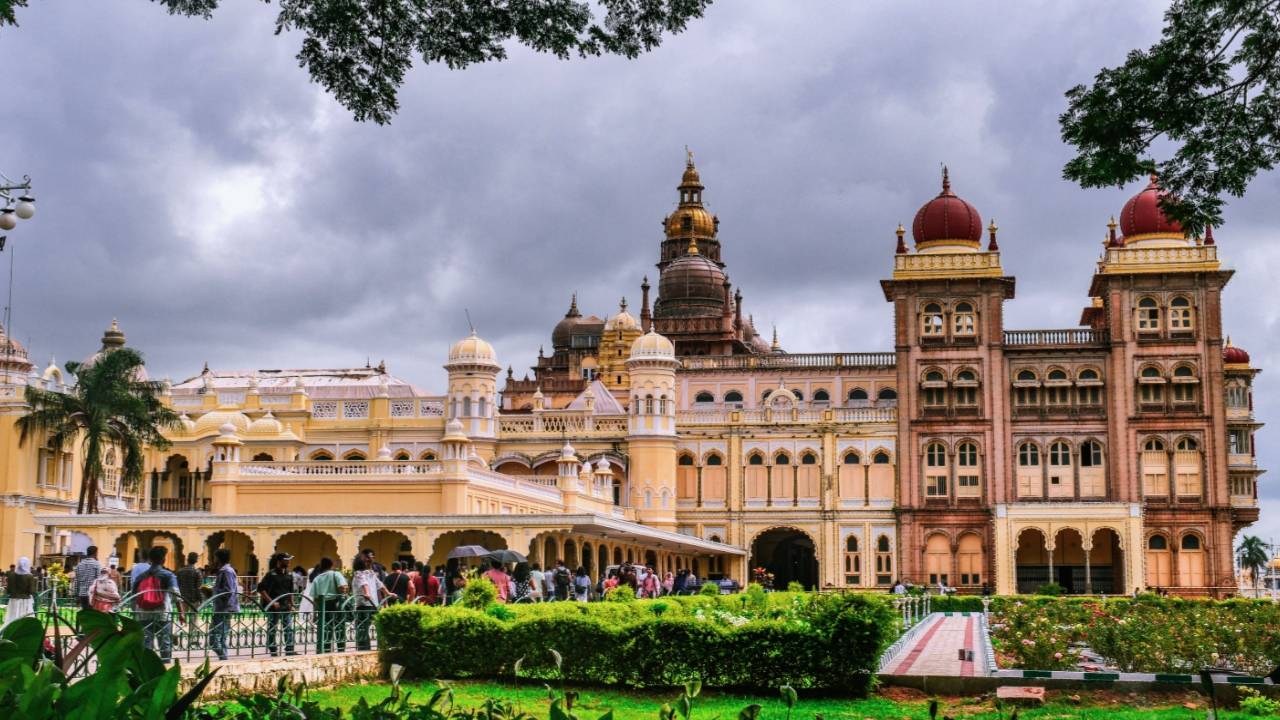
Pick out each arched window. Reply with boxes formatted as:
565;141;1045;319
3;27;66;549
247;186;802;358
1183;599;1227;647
724;391;743;405
925;442;947;497
644;490;652;509
1140;366;1164;403
1078;368;1101;404
1047;441;1072;497
953;301;976;335
706;454;723;466
878;387;897;401
1077;440;1105;496
478;397;486;417
1080;441;1102;467
462;397;472;417
1148;535;1168;550
1180;534;1200;551
1177;438;1197;451
659;395;668;414
813;389;830;403
748;454;764;466
873;451;891;464
1016;442;1041;497
800;452;817;465
844;535;861;585
1137;297;1160;331
1145;438;1165;451
1146;534;1172;586
957;534;983;586
923;371;946;406
1169;296;1193;329
847;388;869;403
1048;369;1067;380
1015;370;1039;406
957;442;980;496
1173;366;1197;402
694;391;715;404
774;452;791;466
345;452;366;461
311;452;333;461
1017;370;1037;381
955;370;977;405
645;395;654;414
253;452;274;461
678;455;695;466
792;389;804;401
421;452;437;461
1143;439;1168;496
957;370;976;381
1049;442;1071;466
1080;369;1099;380
875;535;893;585
708;535;721;543
922;303;944;336
843;451;860;465
393;451;410;461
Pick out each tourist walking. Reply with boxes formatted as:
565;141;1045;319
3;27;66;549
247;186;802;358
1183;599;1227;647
529;563;545;602
672;568;688;595
413;562;440;605
483;560;511;603
572;566;590;601
209;548;240;661
73;545;103;612
258;552;296;657
176;552;204;614
642;568;660;599
351;557;382;650
132;546;176;662
511;562;534;603
309;557;349;653
360;549;386;581
663;572;674;595
0;558;35;629
551;560;571;601
384;562;412;604
89;566;121;612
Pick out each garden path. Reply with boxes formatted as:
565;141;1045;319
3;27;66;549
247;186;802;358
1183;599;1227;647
883;614;975;676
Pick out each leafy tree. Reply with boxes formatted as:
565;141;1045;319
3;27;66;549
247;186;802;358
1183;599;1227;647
0;0;24;30
18;346;181;514
136;0;707;125
1237;534;1271;597
1060;0;1280;236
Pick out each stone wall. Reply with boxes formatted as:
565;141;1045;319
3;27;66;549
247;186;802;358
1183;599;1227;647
180;651;382;700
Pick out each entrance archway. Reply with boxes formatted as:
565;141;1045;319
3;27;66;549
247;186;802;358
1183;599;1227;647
360;530;413;567
207;530;257;577
430;530;506;568
1051;528;1086;593
1088;528;1122;594
1015;528;1049;593
276;530;338;572
749;527;818;590
113;530;185;572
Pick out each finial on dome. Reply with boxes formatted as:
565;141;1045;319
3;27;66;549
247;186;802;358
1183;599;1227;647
202;362;209;375
895;222;907;254
111;318;118;331
687;237;699;254
1148;172;1158;188
686;147;694;167
566;293;581;318
1226;335;1233;348
987;220;999;251
771;325;779;350
941;166;952;195
619;297;627;313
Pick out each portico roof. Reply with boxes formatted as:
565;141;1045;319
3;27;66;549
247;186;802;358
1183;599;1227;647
33;512;745;556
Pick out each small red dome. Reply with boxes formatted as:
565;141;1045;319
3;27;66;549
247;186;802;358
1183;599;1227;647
1224;343;1250;365
912;169;983;247
1120;175;1183;240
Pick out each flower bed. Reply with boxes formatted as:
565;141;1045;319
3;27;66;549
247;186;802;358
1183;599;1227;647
377;591;896;695
988;596;1280;674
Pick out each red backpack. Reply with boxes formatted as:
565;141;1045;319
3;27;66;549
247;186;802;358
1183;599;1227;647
135;569;165;611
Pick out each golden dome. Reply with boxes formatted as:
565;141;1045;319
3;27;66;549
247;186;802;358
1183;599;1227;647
193;408;251;435
630;330;675;358
604;298;641;332
664;205;716;240
449;330;499;367
248;411;283;434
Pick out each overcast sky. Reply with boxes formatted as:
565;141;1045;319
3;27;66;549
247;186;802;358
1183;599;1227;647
1;1;1277;542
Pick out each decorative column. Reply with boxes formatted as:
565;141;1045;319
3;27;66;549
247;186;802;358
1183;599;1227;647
1083;538;1093;594
1046;531;1055;588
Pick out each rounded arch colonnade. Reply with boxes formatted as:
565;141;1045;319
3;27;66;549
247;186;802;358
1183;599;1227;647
1014;526;1124;594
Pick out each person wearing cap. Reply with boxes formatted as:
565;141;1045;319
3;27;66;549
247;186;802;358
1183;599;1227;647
258;551;297;656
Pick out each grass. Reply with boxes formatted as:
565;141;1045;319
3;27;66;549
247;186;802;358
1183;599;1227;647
292;679;1265;720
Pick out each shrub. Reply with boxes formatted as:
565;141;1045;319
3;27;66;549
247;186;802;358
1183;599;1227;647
929;595;985;613
605;585;637;602
786;581;805;593
378;592;896;694
699;582;721;597
461;575;497;609
1034;582;1065;597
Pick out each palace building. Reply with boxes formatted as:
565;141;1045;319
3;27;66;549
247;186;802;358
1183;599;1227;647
0;159;1264;597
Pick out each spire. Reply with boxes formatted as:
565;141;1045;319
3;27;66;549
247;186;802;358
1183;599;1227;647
566;293;581;319
771;325;779;350
940;166;953;196
640;276;652;333
733;287;743;335
1205;224;1215;246
619;297;628;314
687;237;699;254
895;223;907;254
987;220;999;251
1107;216;1120;247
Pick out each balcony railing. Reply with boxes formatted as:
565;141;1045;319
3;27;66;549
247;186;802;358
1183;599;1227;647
679;352;895;371
497;413;629;435
149;497;211;512
675;406;896;424
1004;329;1109;347
237;460;443;477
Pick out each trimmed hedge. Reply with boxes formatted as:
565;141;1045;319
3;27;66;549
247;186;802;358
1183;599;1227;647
927;596;986;613
377;592;895;695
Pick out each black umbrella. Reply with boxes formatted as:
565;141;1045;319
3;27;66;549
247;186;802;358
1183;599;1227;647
447;545;491;559
484;549;527;564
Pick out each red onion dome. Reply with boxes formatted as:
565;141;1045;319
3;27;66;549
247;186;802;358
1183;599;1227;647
1119;175;1183;241
1223;338;1250;366
912;168;983;250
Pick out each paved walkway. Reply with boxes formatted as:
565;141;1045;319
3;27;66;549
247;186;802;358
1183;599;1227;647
884;615;976;676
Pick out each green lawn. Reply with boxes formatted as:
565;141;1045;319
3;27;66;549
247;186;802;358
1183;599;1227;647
294;679;1262;720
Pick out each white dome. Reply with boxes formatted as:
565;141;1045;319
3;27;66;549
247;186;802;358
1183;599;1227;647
218;421;238;437
445;417;466;436
604;299;641;331
630;331;675;358
596;457;611;472
193;408;251;435
449;330;500;366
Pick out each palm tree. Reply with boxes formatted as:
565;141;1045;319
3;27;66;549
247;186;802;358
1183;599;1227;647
1236;536;1270;598
18;346;181;514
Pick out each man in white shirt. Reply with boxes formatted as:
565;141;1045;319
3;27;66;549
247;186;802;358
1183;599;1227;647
529;563;546;602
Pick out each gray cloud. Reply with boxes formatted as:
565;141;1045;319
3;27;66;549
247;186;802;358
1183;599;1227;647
2;0;1277;538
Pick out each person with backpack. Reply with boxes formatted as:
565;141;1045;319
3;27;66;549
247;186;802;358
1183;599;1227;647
552;560;571;601
572;566;591;602
133;546;176;662
209;548;240;661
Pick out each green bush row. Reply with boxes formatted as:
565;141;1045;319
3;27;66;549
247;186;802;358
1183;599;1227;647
989;596;1280;673
377;593;896;695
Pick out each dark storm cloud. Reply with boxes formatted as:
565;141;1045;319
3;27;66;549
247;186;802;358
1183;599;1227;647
1;0;1276;536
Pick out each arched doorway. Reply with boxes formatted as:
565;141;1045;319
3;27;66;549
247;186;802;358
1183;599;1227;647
925;534;951;587
1015;528;1049;593
563;539;578;570
206;530;256;577
644;550;657;569
749;527;818;590
113;530;185;572
276;530;338;572
1088;528;1123;594
360;530;413;568
597;544;609;577
1146;533;1171;588
1051;528;1086;593
430;530;506;568
581;542;594;578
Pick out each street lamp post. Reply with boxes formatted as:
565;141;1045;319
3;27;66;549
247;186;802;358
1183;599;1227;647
0;172;36;385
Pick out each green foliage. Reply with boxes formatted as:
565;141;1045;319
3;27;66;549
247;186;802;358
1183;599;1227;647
1237;535;1270;597
487;604;516;621
785;582;804;593
927;595;985;613
1238;686;1280;716
0;0;26;30
1060;0;1280;235
462;575;499;609
989;596;1280;673
18;345;181;514
147;0;712;125
1034;583;1064;597
743;583;767;611
698;582;720;597
605;586;637;603
377;593;896;695
0;610;218;718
